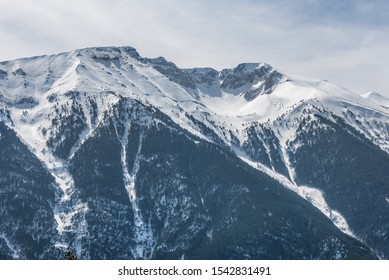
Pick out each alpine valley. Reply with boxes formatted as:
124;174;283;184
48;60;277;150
0;46;388;260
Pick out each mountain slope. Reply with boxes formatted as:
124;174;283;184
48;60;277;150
0;46;388;259
0;122;57;259
65;97;375;259
361;92;389;109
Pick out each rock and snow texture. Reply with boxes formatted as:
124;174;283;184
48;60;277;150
0;46;388;259
118;122;155;259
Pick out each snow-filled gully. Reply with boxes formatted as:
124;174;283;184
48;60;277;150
119;123;155;259
239;151;355;237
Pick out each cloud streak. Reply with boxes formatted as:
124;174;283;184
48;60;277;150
0;0;388;95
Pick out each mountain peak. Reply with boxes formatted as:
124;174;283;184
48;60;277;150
1;45;389;260
361;91;384;99
75;46;141;61
361;91;389;108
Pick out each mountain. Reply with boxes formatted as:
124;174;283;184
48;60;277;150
0;46;388;259
361;92;389;109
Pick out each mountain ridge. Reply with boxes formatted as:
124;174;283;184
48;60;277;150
0;46;388;259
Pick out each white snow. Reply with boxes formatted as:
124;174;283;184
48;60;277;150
118;119;155;259
361;92;389;108
1;46;388;248
0;234;20;259
237;152;355;237
299;186;354;236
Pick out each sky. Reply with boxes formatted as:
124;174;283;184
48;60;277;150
0;0;388;96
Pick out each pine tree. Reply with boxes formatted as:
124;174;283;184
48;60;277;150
64;251;77;260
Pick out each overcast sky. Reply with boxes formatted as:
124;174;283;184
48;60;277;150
0;0;388;95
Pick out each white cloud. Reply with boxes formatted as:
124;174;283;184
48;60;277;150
0;0;388;95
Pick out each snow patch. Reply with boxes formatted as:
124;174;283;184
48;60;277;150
54;243;68;249
299;186;354;236
53;203;88;234
207;229;213;240
119;121;155;259
237;153;355;237
361;92;389;108
0;234;21;259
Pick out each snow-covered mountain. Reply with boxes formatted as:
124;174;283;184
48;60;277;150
361;91;389;109
0;46;388;259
